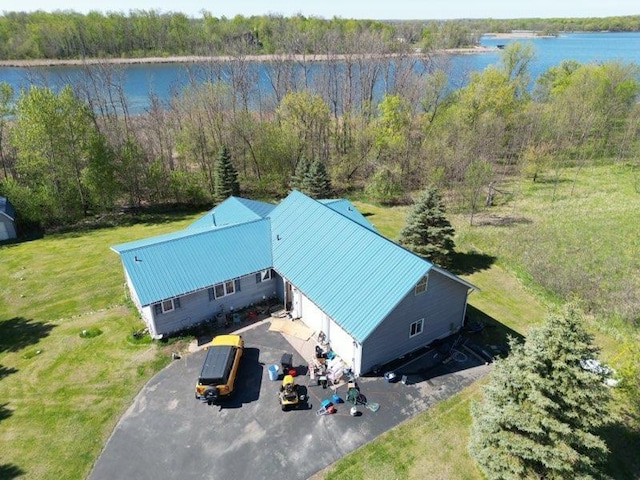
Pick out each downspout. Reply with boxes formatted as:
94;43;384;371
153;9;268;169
462;288;474;328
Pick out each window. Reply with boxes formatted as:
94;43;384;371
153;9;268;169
256;269;271;283
213;281;235;299
410;318;424;338
162;299;174;313
414;274;429;295
155;297;181;315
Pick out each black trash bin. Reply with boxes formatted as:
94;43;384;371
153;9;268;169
281;353;293;372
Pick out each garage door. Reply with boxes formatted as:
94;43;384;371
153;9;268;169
300;294;324;334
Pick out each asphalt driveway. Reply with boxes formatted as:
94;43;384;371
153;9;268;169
89;320;489;480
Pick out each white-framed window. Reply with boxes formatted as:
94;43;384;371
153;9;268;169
154;297;181;315
414;274;429;295
213;280;235;299
256;269;272;283
162;299;174;313
410;318;424;338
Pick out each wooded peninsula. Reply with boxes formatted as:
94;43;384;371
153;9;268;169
0;11;639;60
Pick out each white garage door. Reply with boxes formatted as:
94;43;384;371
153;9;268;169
300;294;324;334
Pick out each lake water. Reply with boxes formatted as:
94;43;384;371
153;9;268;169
1;31;639;112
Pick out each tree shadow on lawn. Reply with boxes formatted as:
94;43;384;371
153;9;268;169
449;250;496;276
0;403;12;422
600;419;640;479
0;317;55;353
0;364;18;381
0;464;25;480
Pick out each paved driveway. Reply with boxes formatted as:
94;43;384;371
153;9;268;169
89;321;488;480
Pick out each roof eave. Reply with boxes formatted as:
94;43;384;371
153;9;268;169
430;265;479;291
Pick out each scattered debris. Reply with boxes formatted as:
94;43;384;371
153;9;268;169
580;358;618;386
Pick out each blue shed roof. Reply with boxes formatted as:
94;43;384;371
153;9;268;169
0;196;15;221
270;191;432;343
112;219;272;306
187;196;274;230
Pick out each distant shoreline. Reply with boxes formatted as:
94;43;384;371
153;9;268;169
484;30;553;39
0;47;497;68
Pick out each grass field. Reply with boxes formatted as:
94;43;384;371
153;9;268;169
1;163;638;479
325;163;640;479
0;213;199;479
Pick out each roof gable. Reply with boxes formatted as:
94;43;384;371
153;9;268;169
187;196;274;230
319;199;376;231
269;190;432;343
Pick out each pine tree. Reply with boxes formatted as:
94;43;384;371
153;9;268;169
290;156;311;191
213;145;239;204
469;304;612;480
398;187;455;265
290;157;332;199
303;159;332;199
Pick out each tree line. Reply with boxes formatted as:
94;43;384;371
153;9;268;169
0;44;639;322
1;44;638;225
1;11;639;60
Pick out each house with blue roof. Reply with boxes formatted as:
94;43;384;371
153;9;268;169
0;196;17;241
112;190;476;376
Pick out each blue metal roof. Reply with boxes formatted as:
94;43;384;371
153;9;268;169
0;196;15;220
187;197;274;231
270;191;432;343
112;219;272;306
319;199;375;231
111;191;475;341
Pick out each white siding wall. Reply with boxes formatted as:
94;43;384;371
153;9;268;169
300;294;324;333
328;320;361;375
124;269;156;336
299;292;362;375
141;305;155;336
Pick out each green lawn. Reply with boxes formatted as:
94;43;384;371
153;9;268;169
0;213;199;479
321;163;640;479
1;163;638;479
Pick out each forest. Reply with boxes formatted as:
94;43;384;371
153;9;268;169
0;11;639;60
1;32;640;325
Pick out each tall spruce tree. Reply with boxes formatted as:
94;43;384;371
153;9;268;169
469;304;612;480
303;159;332;199
213;145;239;204
398;187;455;265
290;156;311;191
290;157;332;199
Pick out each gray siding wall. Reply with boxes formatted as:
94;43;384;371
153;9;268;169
152;272;280;335
360;270;469;374
0;216;16;240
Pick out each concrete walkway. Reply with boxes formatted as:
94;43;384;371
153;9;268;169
89;321;488;480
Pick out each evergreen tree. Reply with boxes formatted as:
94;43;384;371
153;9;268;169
290;156;311;191
290;157;332;199
469;304;612;480
303;159;332;199
213;145;239;204
398;187;455;265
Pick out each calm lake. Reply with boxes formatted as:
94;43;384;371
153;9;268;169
1;31;639;112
